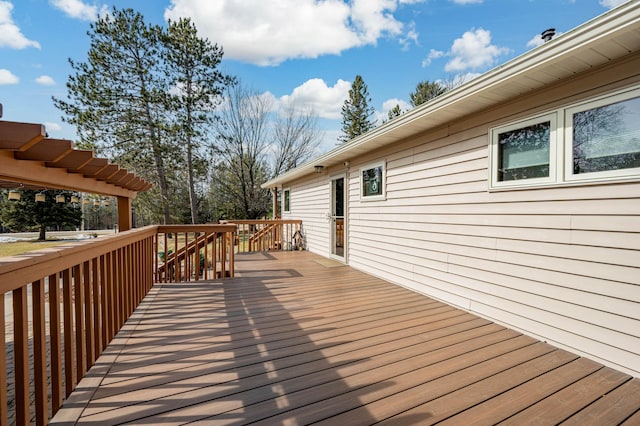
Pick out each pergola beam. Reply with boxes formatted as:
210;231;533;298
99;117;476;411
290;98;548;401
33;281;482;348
0;151;137;198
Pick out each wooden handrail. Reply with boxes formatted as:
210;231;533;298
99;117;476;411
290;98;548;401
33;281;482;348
0;223;236;425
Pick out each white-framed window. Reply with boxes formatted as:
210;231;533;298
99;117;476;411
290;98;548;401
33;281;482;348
489;86;640;190
490;113;558;189
360;161;386;201
282;188;290;213
565;89;640;183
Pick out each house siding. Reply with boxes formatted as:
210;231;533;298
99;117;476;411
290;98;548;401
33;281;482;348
283;175;330;256
285;56;640;376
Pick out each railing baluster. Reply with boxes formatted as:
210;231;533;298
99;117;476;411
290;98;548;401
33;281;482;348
204;233;209;280
62;268;75;397
32;278;48;425
0;298;7;426
223;232;228;278
74;264;86;380
84;260;95;370
105;252;113;342
163;232;168;283
98;255;107;356
12;286;29;425
117;248;124;329
49;272;63;413
173;233;179;282
126;244;133;316
213;233;218;278
92;257;101;363
229;232;235;278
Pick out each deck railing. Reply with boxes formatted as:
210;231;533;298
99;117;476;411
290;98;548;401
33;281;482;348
155;224;236;282
0;224;236;425
222;219;303;253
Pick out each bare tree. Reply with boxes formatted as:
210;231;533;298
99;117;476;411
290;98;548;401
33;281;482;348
211;83;322;219
272;101;321;176
212;82;273;219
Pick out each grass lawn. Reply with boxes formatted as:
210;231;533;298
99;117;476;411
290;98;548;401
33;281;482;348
0;240;70;258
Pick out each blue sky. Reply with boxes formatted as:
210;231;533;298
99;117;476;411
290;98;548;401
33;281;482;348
0;0;629;153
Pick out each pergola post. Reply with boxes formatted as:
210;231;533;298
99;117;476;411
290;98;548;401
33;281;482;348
117;196;132;232
272;188;279;219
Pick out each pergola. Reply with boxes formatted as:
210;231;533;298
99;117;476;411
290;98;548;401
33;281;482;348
0;109;151;232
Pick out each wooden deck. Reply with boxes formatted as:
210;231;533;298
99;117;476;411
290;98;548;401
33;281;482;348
52;251;640;425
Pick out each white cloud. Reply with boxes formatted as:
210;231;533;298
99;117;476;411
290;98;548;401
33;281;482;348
0;68;19;84
44;122;63;132
49;0;106;22
164;0;423;66
0;1;41;49
35;75;56;85
444;28;509;72
279;78;352;120
399;21;419;51
422;48;445;67
599;0;629;9
450;0;483;4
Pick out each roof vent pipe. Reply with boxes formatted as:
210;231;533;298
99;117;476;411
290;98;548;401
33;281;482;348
541;28;555;42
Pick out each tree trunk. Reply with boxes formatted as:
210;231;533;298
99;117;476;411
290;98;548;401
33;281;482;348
38;224;46;241
187;139;198;224
153;150;172;225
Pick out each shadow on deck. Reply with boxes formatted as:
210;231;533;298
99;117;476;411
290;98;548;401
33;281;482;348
52;251;640;425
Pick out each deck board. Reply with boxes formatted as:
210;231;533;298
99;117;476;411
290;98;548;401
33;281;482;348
52;251;640;425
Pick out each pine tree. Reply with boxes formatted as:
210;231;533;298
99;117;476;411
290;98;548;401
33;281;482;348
410;80;447;107
162;17;232;224
339;75;376;143
0;190;82;240
54;8;181;224
387;104;402;121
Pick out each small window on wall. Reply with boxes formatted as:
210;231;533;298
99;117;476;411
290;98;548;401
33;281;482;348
360;161;385;201
566;90;640;181
490;113;557;188
283;188;290;213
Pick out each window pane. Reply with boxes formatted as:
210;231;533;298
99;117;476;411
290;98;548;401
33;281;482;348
334;178;344;216
283;190;290;212
362;166;383;197
498;121;550;181
573;96;640;174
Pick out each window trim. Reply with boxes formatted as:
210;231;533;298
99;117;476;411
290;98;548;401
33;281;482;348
359;161;386;201
282;188;290;214
489;86;640;191
489;112;559;190
564;87;640;183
